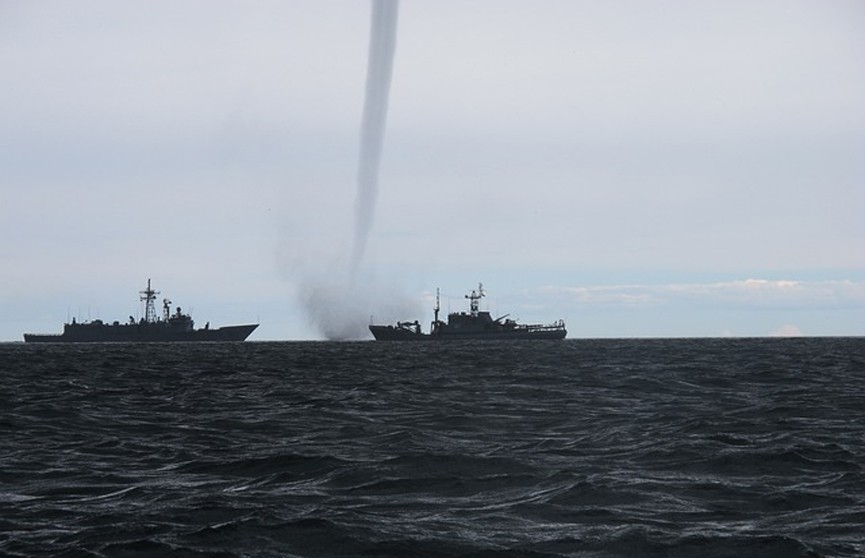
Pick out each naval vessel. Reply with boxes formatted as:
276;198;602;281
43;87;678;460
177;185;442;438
369;284;566;341
24;279;258;343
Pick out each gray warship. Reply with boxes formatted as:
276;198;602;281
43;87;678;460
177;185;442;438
369;283;566;341
23;279;258;343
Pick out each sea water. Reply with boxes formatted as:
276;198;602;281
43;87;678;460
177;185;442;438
1;338;863;557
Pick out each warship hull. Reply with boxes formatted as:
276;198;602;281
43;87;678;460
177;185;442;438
24;323;258;343
369;324;566;341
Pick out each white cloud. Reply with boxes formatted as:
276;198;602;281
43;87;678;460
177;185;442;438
550;279;865;310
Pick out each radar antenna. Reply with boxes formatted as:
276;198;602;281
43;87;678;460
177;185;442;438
466;282;485;317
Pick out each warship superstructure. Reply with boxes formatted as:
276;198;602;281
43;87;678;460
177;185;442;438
369;284;566;341
24;279;258;343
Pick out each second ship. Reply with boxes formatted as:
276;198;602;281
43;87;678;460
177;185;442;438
369;284;567;341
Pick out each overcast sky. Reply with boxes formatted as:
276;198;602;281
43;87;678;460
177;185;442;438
2;0;863;341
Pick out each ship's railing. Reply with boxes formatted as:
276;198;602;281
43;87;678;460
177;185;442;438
513;319;566;332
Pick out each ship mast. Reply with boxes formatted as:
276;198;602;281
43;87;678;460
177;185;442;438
466;282;485;317
139;278;160;324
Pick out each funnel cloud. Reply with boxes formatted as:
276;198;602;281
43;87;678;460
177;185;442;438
351;0;399;273
292;0;402;340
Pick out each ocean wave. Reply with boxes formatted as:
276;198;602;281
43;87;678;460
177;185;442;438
1;338;863;557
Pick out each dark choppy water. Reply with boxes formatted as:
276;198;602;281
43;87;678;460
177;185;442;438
1;338;864;557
